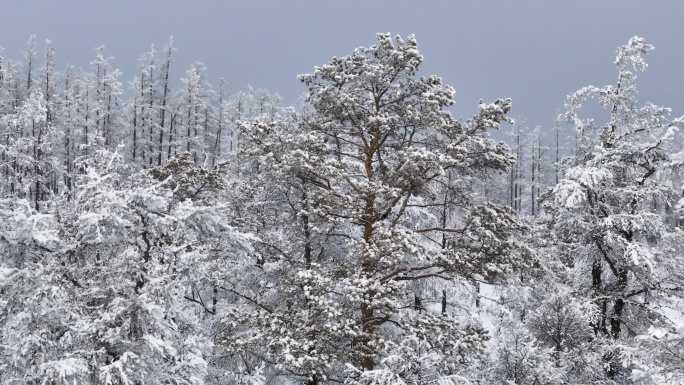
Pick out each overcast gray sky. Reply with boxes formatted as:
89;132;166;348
1;1;683;131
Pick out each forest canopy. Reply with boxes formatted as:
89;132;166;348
0;34;683;385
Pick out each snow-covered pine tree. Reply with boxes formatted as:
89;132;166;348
226;33;529;385
544;36;684;382
0;146;252;384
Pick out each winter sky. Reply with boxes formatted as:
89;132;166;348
2;1;683;132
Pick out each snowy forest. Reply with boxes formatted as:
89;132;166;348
1;33;684;385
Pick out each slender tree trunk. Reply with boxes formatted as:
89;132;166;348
167;112;177;160
158;57;170;166
132;98;138;160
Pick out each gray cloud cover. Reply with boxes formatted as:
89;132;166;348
1;1;682;130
